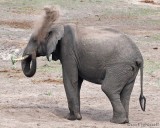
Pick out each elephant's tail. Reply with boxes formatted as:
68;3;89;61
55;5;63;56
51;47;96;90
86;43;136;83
136;60;146;111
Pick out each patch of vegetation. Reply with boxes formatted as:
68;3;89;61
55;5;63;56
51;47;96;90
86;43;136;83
37;61;62;73
45;91;52;96
144;59;160;75
105;6;159;18
138;33;160;44
151;34;160;42
0;0;113;9
157;78;160;87
0;0;120;14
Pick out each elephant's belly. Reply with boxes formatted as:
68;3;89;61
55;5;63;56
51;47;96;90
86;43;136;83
78;67;105;84
77;52;107;84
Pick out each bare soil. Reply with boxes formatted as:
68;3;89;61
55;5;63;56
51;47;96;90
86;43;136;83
0;20;33;29
0;0;160;128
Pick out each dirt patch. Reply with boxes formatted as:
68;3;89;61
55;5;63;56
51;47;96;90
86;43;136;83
32;78;63;84
141;0;155;3
0;69;8;73
0;69;21;73
128;0;160;7
0;20;33;29
0;68;22;78
141;0;160;5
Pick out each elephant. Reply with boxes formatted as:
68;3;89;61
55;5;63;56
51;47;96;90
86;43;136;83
20;6;146;124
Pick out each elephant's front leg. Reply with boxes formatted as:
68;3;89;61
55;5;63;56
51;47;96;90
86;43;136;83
62;64;82;120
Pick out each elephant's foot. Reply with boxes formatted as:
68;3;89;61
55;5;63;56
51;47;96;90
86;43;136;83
66;113;76;120
75;113;82;120
110;116;128;124
126;118;129;123
66;113;82;120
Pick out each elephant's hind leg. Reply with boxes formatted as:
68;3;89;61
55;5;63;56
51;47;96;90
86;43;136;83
101;81;127;124
101;64;134;124
120;80;135;123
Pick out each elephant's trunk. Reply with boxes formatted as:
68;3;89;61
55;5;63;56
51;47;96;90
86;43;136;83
21;52;37;77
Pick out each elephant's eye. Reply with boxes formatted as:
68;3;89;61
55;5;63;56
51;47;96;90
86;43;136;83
48;31;53;37
31;36;37;42
45;31;52;40
33;39;37;42
30;36;37;44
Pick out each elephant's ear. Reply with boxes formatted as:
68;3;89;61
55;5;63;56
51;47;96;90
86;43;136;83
46;25;64;61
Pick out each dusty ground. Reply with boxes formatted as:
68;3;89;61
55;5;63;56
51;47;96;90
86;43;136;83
0;0;160;128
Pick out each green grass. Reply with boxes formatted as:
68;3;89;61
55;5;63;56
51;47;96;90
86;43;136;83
144;59;160;87
104;5;160;18
45;91;52;96
1;0;160;16
157;78;160;87
151;34;160;42
138;33;160;44
0;0;113;8
0;0;122;12
144;59;160;75
1;0;160;21
37;61;62;73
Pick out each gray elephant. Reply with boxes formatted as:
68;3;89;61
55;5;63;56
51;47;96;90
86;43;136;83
20;6;146;124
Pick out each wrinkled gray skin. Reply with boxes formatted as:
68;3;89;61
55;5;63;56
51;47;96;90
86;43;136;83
22;24;145;124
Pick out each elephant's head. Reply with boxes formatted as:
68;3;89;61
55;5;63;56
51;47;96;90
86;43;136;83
21;6;64;77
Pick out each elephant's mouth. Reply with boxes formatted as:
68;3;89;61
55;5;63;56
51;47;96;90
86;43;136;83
21;53;37;77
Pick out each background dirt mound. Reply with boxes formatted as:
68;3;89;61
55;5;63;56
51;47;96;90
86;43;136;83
142;0;155;3
32;78;63;84
0;20;33;29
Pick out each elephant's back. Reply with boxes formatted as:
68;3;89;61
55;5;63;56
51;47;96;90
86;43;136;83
78;26;122;42
77;26;143;64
